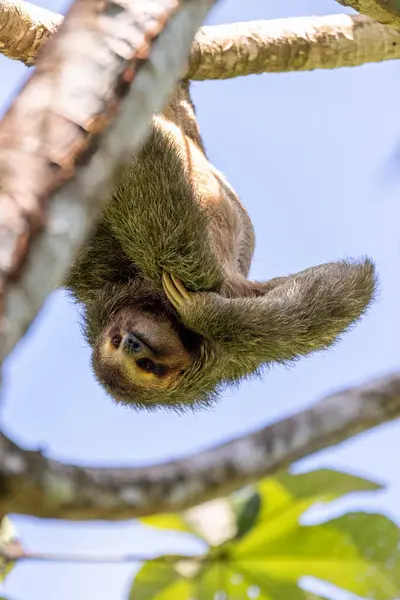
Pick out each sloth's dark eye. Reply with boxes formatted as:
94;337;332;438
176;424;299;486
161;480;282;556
136;358;156;372
111;334;122;348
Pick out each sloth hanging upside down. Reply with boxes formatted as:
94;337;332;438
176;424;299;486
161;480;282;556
65;82;376;410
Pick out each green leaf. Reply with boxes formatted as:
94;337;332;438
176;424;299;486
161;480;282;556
132;469;395;600
235;469;383;550
235;492;261;540
193;562;329;600
258;468;382;519
277;468;382;496
128;559;190;600
232;514;400;599
228;470;398;599
326;512;400;589
140;514;197;535
129;558;331;600
194;564;229;600
328;512;400;567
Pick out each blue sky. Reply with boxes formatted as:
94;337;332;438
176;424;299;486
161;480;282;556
0;0;399;598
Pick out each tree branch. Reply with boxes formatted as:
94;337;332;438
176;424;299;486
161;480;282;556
0;0;215;362
0;372;398;521
0;545;192;563
187;14;400;80
1;2;400;74
0;0;62;64
335;0;400;29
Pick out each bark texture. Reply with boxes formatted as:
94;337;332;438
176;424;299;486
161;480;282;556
188;15;400;80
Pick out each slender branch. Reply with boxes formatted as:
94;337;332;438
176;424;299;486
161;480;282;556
1;2;400;75
0;372;398;521
0;0;215;362
0;545;199;564
335;0;400;29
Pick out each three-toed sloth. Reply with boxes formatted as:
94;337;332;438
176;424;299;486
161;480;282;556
66;81;376;410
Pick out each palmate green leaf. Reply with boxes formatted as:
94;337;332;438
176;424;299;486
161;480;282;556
228;470;397;600
130;469;396;600
234;469;383;550
232;512;400;600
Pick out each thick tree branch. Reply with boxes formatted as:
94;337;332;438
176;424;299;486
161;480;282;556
1;3;400;74
0;0;215;362
0;0;62;64
335;0;400;29
0;372;398;521
187;14;400;80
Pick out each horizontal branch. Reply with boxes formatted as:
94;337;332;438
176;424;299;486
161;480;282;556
1;3;400;75
187;14;400;79
0;372;399;521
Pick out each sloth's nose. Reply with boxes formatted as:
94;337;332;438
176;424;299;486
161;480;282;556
123;333;146;355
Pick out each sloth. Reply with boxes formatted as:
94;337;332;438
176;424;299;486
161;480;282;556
65;81;376;410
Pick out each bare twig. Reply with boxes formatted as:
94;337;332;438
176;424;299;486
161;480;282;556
0;0;215;362
0;372;398;521
0;545;199;564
